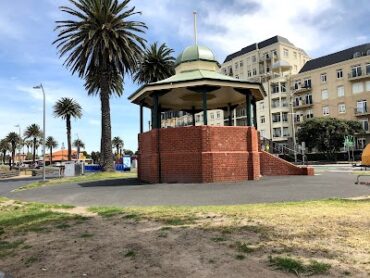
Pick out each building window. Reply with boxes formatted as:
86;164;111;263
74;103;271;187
282;112;288;122
235;62;238;70
281;98;288;107
293;51;297;59
322;106;330;115
336;69;343;79
283;127;290;137
273;128;282;138
366;63;370;75
240;61;243;67
366;81;370;91
338;103;346;113
294;80;301;90
359;119;369;131
352;82;364;94
252;55;256;63
281;82;287;92
272;50;278;57
283;49;289;57
252;68;257;75
320;73;327;83
357;138;366;150
272;113;281;123
272;98;280;108
321;89;328;100
247;71;251;77
307;109;314;118
356;100;368;113
196;115;200;122
272;84;280;94
260;116;265;124
210;113;214;119
337;86;345;97
216;112;221;119
303;79;311;88
351;65;362;77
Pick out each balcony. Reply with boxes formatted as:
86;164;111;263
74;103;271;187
293;100;313;109
348;66;370;81
292;84;312;94
354;107;370;116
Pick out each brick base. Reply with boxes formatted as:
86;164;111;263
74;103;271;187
138;126;313;183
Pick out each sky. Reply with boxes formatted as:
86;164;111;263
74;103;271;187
0;0;369;153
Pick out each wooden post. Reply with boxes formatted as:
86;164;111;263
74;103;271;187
246;93;252;126
191;106;196;126
228;103;232;126
152;94;159;129
202;92;208;125
139;104;143;133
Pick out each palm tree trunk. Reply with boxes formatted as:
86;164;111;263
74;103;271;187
2;150;6;164
50;146;53;165
32;137;36;163
100;87;114;172
66;115;72;161
11;149;15;169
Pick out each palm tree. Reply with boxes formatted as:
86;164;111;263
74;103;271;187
73;139;85;160
53;98;82;161
25;140;33;154
133;42;175;84
24;124;42;163
54;0;147;171
112;136;124;155
45;136;58;165
0;139;11;165
5;132;21;168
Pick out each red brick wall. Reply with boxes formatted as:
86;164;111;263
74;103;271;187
138;126;313;184
260;151;314;176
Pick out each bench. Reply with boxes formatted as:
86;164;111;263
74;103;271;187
355;174;370;185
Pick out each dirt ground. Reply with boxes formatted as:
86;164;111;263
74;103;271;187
1;203;369;278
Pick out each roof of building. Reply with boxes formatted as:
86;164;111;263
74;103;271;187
176;45;218;66
299;43;370;73
223;35;294;63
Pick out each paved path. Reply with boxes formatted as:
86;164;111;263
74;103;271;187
1;169;369;207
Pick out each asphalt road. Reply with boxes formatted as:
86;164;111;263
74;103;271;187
1;170;369;207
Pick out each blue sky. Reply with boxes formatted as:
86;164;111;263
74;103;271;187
0;0;369;153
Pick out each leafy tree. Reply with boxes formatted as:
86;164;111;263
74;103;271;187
112;136;124;155
45;136;58;165
123;149;134;156
133;42;175;84
0;139;11;165
53;98;82;161
297;118;363;160
24;124;42;163
91;151;101;164
5;132;21;168
54;0;147;171
73;139;85;160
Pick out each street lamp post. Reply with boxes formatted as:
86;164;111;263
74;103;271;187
33;84;46;182
14;124;21;163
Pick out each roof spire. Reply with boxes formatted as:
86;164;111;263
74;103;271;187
193;11;198;45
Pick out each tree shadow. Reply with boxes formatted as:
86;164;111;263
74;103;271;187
78;178;146;187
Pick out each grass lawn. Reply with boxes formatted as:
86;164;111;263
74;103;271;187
0;197;369;277
12;171;137;192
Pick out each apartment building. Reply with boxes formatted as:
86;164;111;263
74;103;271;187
161;110;224;128
292;43;370;148
221;35;310;147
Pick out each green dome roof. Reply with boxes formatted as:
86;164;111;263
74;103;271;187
176;45;217;65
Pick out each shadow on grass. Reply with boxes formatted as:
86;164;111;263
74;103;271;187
78;178;146;187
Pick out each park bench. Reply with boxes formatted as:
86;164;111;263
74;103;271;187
354;174;370;185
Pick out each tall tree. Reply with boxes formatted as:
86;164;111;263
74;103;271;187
112;136;124;155
53;98;82;161
24;124;42;163
133;42;175;84
73;139;85;160
297;118;363;160
0;139;11;165
5;132;21;168
45;136;58;165
54;0;147;171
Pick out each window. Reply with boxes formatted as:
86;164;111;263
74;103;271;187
321;89;328;100
235;62;238;70
322;106;330;115
307;110;314;119
294;80;301;90
196;115;200;122
338;103;346;113
273;128;282;138
359;119;369;131
281;82;287;92
272;98;280;108
272;84;280;94
320;73;327;83
303;79;311;88
260;116;265;124
271;50;278;57
357;138;366;150
366;63;370;75
235;75;239;79
336;69;343;79
356;100;368;113
240;61;243;67
352;82;364;94
252;68;257;75
252;55;256;63
272;113;281;123
305;94;313;105
210;113;214;119
247;71;251;77
337;86;345;97
283;49;289;57
282;112;288;122
293;51;297;59
366;81;370;91
216;112;221;119
281;98;288;107
259;101;265;109
351;65;362;77
283;127;290;137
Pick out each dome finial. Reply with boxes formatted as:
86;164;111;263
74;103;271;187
193;11;198;45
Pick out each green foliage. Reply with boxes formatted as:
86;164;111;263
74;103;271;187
133;42;175;84
53;98;82;120
297;117;363;160
269;256;331;276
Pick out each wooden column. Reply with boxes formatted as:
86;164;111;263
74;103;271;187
139;104;144;133
202;92;208;125
228;103;232;126
252;98;257;128
191;106;196;126
152;94;159;129
246;93;252;126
